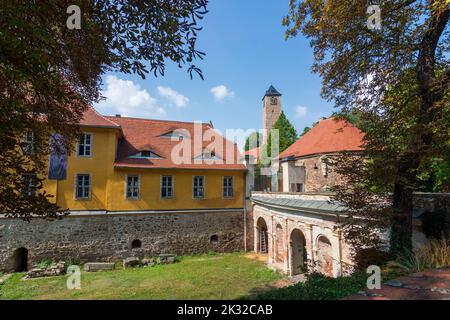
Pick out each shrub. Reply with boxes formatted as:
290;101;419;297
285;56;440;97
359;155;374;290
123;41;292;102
254;272;367;300
34;260;52;269
396;238;450;272
354;247;390;269
64;259;82;272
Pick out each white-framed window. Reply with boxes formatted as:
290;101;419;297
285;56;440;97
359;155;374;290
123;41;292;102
223;176;234;198
161;175;173;199
126;175;140;199
193;176;205;199
75;174;91;199
22;130;35;155
22;173;37;197
77;133;92;157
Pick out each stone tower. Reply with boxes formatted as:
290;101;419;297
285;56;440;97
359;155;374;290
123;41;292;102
262;85;282;145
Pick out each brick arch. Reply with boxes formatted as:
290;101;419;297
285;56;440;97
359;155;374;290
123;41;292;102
316;234;333;277
256;216;269;254
290;228;307;275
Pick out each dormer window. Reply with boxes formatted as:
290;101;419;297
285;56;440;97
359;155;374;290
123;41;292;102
129;150;162;159
160;131;189;140
194;150;221;161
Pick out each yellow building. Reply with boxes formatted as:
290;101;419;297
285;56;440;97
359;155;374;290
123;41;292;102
44;107;246;212
1;107;248;271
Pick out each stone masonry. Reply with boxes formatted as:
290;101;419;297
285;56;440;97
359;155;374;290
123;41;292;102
297;155;342;192
282;155;342;193
262;94;282;145
0;210;245;272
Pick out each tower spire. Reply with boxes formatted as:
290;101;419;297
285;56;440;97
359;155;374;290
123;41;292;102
263;85;282;99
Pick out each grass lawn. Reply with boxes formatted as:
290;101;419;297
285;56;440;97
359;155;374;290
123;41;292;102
0;253;282;300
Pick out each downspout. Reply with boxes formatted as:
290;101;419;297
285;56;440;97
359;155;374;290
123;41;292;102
243;170;247;252
336;229;344;277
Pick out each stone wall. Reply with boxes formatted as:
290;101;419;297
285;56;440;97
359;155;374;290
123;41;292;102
413;193;450;246
294;155;342;193
0;210;245;272
245;203;255;252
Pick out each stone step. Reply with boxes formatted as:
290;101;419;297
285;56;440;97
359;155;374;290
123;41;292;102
84;262;115;272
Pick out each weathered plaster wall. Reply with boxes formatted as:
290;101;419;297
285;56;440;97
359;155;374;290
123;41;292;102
0;210;245;272
281;161;306;192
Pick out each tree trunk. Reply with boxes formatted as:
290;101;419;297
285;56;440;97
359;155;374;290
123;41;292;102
390;168;415;258
390;152;418;257
389;4;449;259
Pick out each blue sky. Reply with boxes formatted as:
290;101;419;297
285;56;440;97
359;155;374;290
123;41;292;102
95;0;335;145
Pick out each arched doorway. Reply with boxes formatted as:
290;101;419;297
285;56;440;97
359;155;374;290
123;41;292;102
290;229;307;275
256;217;268;254
12;248;28;272
316;236;333;277
275;224;284;263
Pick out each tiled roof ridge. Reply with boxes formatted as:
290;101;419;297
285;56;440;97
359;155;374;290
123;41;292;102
279;116;364;159
89;107;121;127
105;115;211;127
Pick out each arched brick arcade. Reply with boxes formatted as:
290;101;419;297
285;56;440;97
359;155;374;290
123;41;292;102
252;193;352;277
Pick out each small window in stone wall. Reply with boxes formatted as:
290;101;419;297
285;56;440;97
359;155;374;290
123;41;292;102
210;235;219;244
131;239;142;249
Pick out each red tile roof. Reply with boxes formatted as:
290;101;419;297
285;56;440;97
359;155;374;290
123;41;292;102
105;116;246;171
279;118;364;159
79;107;121;129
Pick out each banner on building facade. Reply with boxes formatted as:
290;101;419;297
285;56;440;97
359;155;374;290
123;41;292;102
48;133;68;180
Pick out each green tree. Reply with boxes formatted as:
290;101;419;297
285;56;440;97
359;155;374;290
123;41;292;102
244;132;263;152
284;0;449;258
0;1;208;220
300;121;319;136
260;111;298;165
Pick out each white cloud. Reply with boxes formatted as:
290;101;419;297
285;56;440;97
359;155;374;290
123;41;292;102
96;75;166;119
157;86;189;108
295;106;308;118
210;85;235;101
